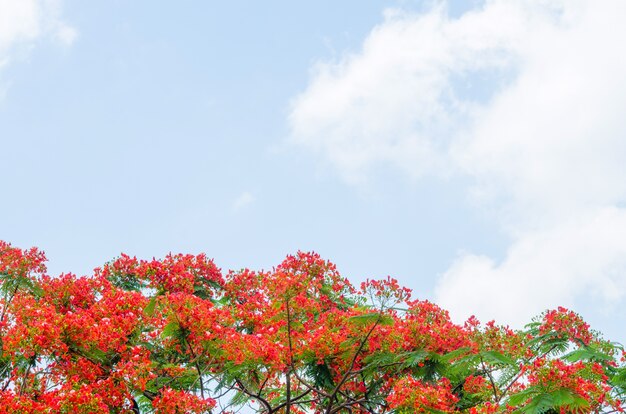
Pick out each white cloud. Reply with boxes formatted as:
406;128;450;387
232;192;255;211
0;0;76;79
289;0;626;327
0;1;41;53
54;21;77;46
288;1;539;184
436;207;626;326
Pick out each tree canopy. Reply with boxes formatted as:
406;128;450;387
0;240;624;413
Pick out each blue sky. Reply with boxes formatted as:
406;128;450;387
1;0;625;344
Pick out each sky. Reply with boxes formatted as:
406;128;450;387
1;0;625;344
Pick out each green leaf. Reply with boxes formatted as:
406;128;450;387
402;349;429;368
144;296;157;316
526;332;559;348
210;296;229;306
524;321;542;330
161;321;180;339
550;388;575;406
611;366;626;391
568;395;591;412
193;284;212;300
424;408;450;414
522;393;554;414
549;388;589;413
305;362;335;389
441;347;473;362
362;351;398;367
83;347;108;364
29;282;44;298
230;390;250;407
508;388;536;406
481;350;517;366
133;392;154;412
563;347;612;363
348;313;394;326
107;269;144;291
415;355;447;382
445;351;481;377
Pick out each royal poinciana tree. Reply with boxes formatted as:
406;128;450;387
0;240;624;413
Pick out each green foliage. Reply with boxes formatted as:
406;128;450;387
509;388;590;414
563;345;613;363
305;360;335;389
348;312;395;326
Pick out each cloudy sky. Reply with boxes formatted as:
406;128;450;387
2;0;625;343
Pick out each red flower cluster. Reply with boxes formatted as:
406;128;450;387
539;307;593;345
388;377;458;412
0;241;623;414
